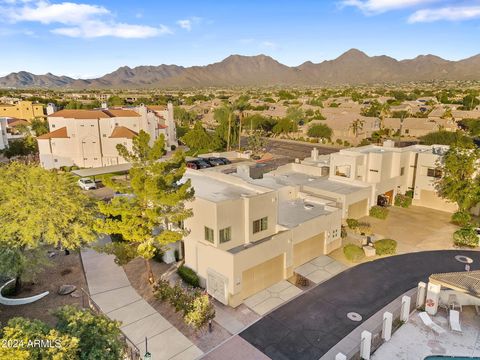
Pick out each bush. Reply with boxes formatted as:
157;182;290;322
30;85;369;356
184;294;216;330
369;206;389;219
374;239;397;255
394;193;412;208
343;244;365;262
153;279;172;301
178;265;200;287
453;227;479;248
451;211;472;227
346;218;359;229
341;225;347;239
405;190;414;198
357;222;373;235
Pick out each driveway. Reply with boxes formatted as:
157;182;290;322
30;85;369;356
238;250;479;360
362;206;458;254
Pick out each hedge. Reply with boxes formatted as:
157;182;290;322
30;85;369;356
369;206;389;220
343;244;365;262
374;239;397;255
453;227;479;248
394;194;412;208
346;218;359;229
178;266;200;287
451;211;472;227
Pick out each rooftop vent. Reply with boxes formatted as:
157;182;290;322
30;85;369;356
304;204;314;210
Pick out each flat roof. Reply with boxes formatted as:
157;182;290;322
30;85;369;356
185;172;261;202
278;199;332;228
265;171;365;195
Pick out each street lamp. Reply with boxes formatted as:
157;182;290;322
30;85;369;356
144;337;152;360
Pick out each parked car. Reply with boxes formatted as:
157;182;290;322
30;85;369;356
77;177;97;190
203;157;225;166
218;157;231;165
186;160;211;169
186;161;199;169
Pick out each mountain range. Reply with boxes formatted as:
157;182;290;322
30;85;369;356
1;49;480;89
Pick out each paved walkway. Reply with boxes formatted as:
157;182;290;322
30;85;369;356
81;236;202;360
239;250;479;360
295;255;347;284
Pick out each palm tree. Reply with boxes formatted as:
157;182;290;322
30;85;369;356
234;99;249;151
349;119;365;138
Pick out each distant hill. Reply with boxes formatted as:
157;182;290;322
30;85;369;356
2;49;480;89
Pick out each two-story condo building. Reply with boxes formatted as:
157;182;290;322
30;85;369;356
183;170;342;307
37;103;177;169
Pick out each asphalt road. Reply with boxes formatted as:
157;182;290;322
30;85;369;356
239;250;479;360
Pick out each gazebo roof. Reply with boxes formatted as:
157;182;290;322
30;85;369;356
430;270;480;297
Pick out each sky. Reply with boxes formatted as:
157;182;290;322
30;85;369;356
1;0;480;78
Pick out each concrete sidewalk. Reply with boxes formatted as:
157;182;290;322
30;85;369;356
81;236;202;360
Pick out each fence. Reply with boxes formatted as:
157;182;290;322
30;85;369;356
332;289;417;360
80;288;141;360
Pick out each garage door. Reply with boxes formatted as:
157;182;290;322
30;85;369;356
348;199;368;219
241;255;284;299
293;233;325;268
418;190;457;212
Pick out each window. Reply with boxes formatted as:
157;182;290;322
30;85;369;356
51;124;56;128
253;217;268;234
204;227;214;243
400;167;405;176
369;169;379;173
335;165;351;178
219;227;231;243
427;168;442;178
102;134;106;137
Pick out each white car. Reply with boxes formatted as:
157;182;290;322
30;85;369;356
78;177;97;190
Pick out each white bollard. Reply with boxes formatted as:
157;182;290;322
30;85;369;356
416;282;427;308
335;353;347;360
382;311;393;341
360;330;372;360
425;282;441;315
401;296;411;322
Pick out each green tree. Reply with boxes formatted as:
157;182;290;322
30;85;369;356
31;118;49;136
174;107;197;126
184;294;216;330
286;106;304;124
462;94;480;110
55;306;124;360
0;317;79;360
182;122;221;154
2;136;38;159
419;131;473;146
247;130;267;155
107;95;124;107
0;163;96;292
272;118;297;135
307;124;332;140
95;131;194;283
233;97;250;150
435;143;480;211
214;105;238;150
349;119;365;138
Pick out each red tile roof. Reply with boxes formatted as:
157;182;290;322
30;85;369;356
109;126;138;139
37;127;69;139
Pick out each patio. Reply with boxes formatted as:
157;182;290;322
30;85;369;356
372;307;480;359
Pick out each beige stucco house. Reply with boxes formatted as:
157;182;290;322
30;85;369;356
183;170;342;307
37;103;177;169
182;141;462;307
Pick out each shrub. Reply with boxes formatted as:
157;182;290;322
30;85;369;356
184;294;216;330
451;211;472;227
343;244;365;262
346;218;359;229
374;239;397;255
153;279;172;301
178;265;200;287
341;225;347;239
357;222;373;235
453;227;479;248
405;190;414;198
369;206;389;219
394;193;412;208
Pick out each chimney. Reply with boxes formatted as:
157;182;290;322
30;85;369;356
101;102;108;109
236;164;251;180
311;147;319;161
